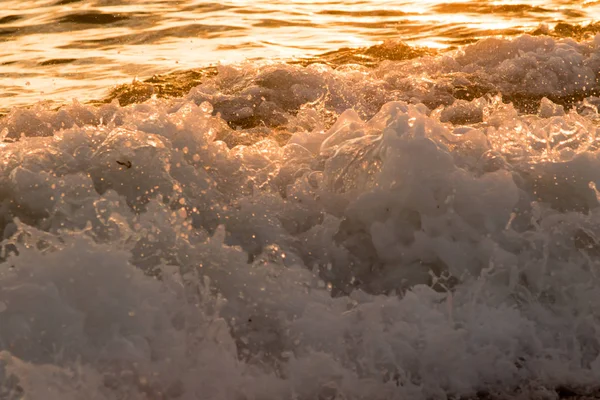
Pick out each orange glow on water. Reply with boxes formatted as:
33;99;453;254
0;0;598;111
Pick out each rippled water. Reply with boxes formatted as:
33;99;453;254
1;0;598;110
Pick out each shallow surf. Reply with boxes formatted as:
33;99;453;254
2;2;600;400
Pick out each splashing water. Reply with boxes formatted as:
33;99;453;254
2;3;600;400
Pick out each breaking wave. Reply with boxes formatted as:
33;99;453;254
2;34;600;399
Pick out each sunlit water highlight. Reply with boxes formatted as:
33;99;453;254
1;0;599;110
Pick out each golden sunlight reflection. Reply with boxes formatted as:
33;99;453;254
0;0;598;111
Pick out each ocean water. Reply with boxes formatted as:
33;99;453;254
2;0;599;110
3;1;600;399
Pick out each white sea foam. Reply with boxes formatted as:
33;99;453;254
1;34;600;399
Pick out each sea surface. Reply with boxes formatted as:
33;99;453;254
1;0;599;110
2;1;600;400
